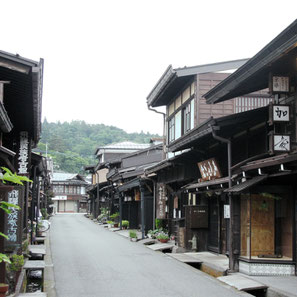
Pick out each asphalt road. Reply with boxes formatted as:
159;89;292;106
50;214;246;297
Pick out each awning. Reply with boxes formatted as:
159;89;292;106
118;178;141;192
225;175;268;193
184;176;230;190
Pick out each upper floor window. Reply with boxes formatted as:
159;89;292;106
169;117;175;142
167;81;195;143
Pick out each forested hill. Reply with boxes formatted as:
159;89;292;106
37;119;160;174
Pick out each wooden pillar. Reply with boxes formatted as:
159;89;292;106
140;184;145;239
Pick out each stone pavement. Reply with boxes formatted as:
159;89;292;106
45;215;297;297
110;227;297;297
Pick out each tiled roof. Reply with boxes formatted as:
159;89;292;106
97;141;150;150
52;172;77;181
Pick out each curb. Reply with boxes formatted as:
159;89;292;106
44;228;57;297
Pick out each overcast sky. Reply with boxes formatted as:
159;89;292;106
1;0;296;134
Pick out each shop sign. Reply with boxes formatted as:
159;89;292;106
4;187;24;251
271;76;289;93
18;131;29;175
273;134;290;152
198;158;221;181
272;105;290;122
156;184;167;219
52;195;67;200
224;205;230;219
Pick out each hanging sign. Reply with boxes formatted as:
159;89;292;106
18;131;29;175
198;158;222;181
4;187;24;251
273;134;290;152
156;184;167;219
271;76;289;93
272;105;290;122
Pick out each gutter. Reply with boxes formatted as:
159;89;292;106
147;106;166;160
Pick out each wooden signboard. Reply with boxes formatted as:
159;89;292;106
270;76;289;93
4;186;24;251
156;184;167;219
269;133;291;153
197;158;222;181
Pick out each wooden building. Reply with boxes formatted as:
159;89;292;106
145;59;270;253
0;50;44;286
201;19;297;276
113;144;163;237
85;142;150;219
52;173;88;213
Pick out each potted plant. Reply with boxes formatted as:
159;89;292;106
107;220;114;228
129;230;137;242
0;283;8;297
157;232;170;243
110;212;119;227
121;220;129;229
7;254;24;291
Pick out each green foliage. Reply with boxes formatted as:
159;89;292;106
121;220;129;228
156;231;169;240
0;201;20;214
0;167;32;185
38;120;160;173
110;212;119;220
155;218;162;229
41;208;48;219
107;220;114;225
8;254;24;272
129;230;137;238
0;254;10;264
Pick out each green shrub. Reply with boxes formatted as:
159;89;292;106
129;230;137;238
8;254;24;272
110;212;119;220
155;218;162;229
122;220;129;228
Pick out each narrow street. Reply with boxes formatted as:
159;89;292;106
49;214;245;297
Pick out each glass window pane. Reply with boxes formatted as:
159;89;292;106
175;111;182;139
190;99;195;129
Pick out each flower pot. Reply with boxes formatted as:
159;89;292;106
158;238;169;243
0;283;9;297
130;237;137;242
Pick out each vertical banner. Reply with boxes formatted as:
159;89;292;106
18;131;30;175
156;184;167;219
4;186;24;251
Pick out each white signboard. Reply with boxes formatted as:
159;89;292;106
272;76;289;93
224;205;230;219
273;105;289;122
52;195;67;200
18;131;29;174
7;190;19;242
274;135;290;152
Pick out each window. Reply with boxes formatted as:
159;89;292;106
175;111;182;139
169;117;175;142
183;103;191;134
167;81;196;143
